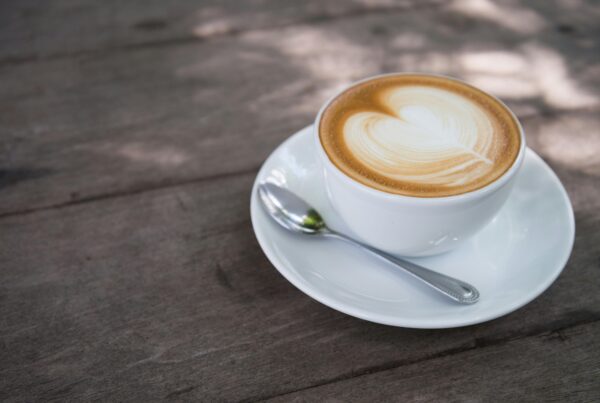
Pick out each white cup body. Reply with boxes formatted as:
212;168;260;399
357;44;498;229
314;74;526;257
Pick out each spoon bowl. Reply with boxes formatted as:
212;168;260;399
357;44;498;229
258;182;480;305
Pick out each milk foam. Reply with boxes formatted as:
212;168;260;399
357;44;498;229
343;86;496;187
319;75;521;197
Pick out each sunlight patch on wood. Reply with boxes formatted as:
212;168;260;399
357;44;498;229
390;32;428;50
449;0;546;34
116;143;189;167
525;44;598;109
193;19;234;37
245;27;380;86
460;45;598;109
536;113;600;176
460;51;528;75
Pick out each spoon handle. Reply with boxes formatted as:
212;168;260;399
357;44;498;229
324;230;480;304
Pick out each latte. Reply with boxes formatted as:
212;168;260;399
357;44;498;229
319;74;521;197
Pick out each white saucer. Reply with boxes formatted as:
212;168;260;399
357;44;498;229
250;126;575;328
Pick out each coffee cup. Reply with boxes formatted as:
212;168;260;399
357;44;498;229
314;73;526;257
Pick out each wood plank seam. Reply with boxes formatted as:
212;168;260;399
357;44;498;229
247;315;600;402
0;165;260;220
3;106;597;219
0;1;444;67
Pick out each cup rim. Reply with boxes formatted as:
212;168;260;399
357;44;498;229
314;72;527;205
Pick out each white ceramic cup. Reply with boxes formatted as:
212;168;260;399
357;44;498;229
314;73;526;257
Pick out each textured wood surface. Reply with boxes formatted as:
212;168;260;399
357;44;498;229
1;0;599;401
1;0;599;216
267;321;600;402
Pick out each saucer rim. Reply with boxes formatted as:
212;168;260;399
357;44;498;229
250;125;575;328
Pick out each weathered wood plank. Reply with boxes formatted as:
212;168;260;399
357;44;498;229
0;0;443;62
1;2;599;216
1;1;599;400
266;321;600;402
0;171;598;401
1;0;597;63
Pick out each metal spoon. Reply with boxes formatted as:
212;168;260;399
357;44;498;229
258;182;479;304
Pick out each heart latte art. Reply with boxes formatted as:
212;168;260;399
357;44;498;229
319;75;521;197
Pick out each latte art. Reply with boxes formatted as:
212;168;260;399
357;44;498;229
319;75;521;197
345;86;495;187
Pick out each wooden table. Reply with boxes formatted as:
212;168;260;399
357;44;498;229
2;1;599;401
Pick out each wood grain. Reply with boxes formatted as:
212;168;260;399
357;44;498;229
0;0;444;62
1;0;600;401
266;321;600;402
0;172;599;401
1;1;599;216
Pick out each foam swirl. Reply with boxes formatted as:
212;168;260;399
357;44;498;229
319;75;521;196
344;86;496;187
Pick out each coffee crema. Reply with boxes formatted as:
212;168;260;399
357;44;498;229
319;74;521;197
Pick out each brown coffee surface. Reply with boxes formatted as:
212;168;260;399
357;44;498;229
319;74;521;197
